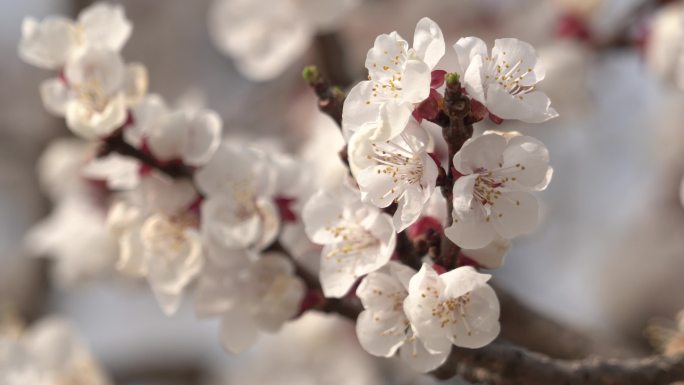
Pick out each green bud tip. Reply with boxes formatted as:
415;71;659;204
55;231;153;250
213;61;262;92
445;72;460;86
302;65;319;83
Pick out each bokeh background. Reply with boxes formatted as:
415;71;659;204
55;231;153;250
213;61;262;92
2;0;684;383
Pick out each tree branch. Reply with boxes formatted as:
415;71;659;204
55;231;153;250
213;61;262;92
99;129;194;180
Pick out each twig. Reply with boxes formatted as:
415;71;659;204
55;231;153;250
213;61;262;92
99;129;194;180
302;66;345;127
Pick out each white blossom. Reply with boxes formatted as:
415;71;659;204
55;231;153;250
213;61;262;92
194;252;305;353
225;312;381;385
445;132;552;249
356;262;449;372
343;17;445;142
24;138;118;286
126;94;222;166
453;37;557;123
404;264;500;350
302;186;396;298
18;2;132;70
196;144;280;252
208;0;358;81
107;173;202;315
40;48;147;139
348;117;438;231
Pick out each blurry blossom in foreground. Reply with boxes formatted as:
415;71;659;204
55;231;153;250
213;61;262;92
24;138;118;287
208;0;359;81
225;312;380;385
0;317;110;385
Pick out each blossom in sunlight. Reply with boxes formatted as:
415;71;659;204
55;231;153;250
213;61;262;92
40;48;148;139
348;117;438;231
126;94;223;166
196;143;281;252
356;262;450;372
194;252;305;353
18;2;131;69
0;318;111;385
208;0;358;81
343;17;445;141
107;173;202;315
302;186;396;298
422;191;512;269
445;132;552;249
453;37;557;123
404;264;500;351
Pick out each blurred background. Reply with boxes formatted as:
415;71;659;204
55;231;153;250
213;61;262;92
2;0;684;383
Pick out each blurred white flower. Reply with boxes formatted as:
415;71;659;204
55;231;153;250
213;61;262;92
208;0;359;81
453;37;557;123
356;262;449;372
194;252;305;353
348;117;438;231
343;17;444;142
225;312;380;385
445;132;551;249
108;173;202;315
126;94;223;166
40;48;147;139
18;2;132;70
0;318;111;385
404;264;500;350
646;2;684;89
25;138;117;287
197;144;280;252
302;186;396;298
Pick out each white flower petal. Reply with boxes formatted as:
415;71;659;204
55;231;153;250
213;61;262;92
82;153;140;190
453;36;488;76
453;133;506;175
78;2;132;51
413;17;445;69
356;309;406;357
447;284;500;349
40;78;71;116
398;336;449;373
501;135;550;187
182;109;222;166
490;191;539;239
18;16;79;69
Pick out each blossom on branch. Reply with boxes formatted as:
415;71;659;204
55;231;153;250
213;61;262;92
404;264;500;350
194;252;305;353
453;37;558;123
343;17;445;142
18;2;131;69
356;261;450;372
348;117;438;231
302;186;396;298
107;173;202;315
445;131;552;249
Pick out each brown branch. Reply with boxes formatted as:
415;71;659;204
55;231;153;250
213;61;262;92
432;343;684;385
302;66;345;127
99;129;194;180
313;32;353;88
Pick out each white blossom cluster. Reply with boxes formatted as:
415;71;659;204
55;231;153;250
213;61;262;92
304;18;556;371
20;4;557;374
